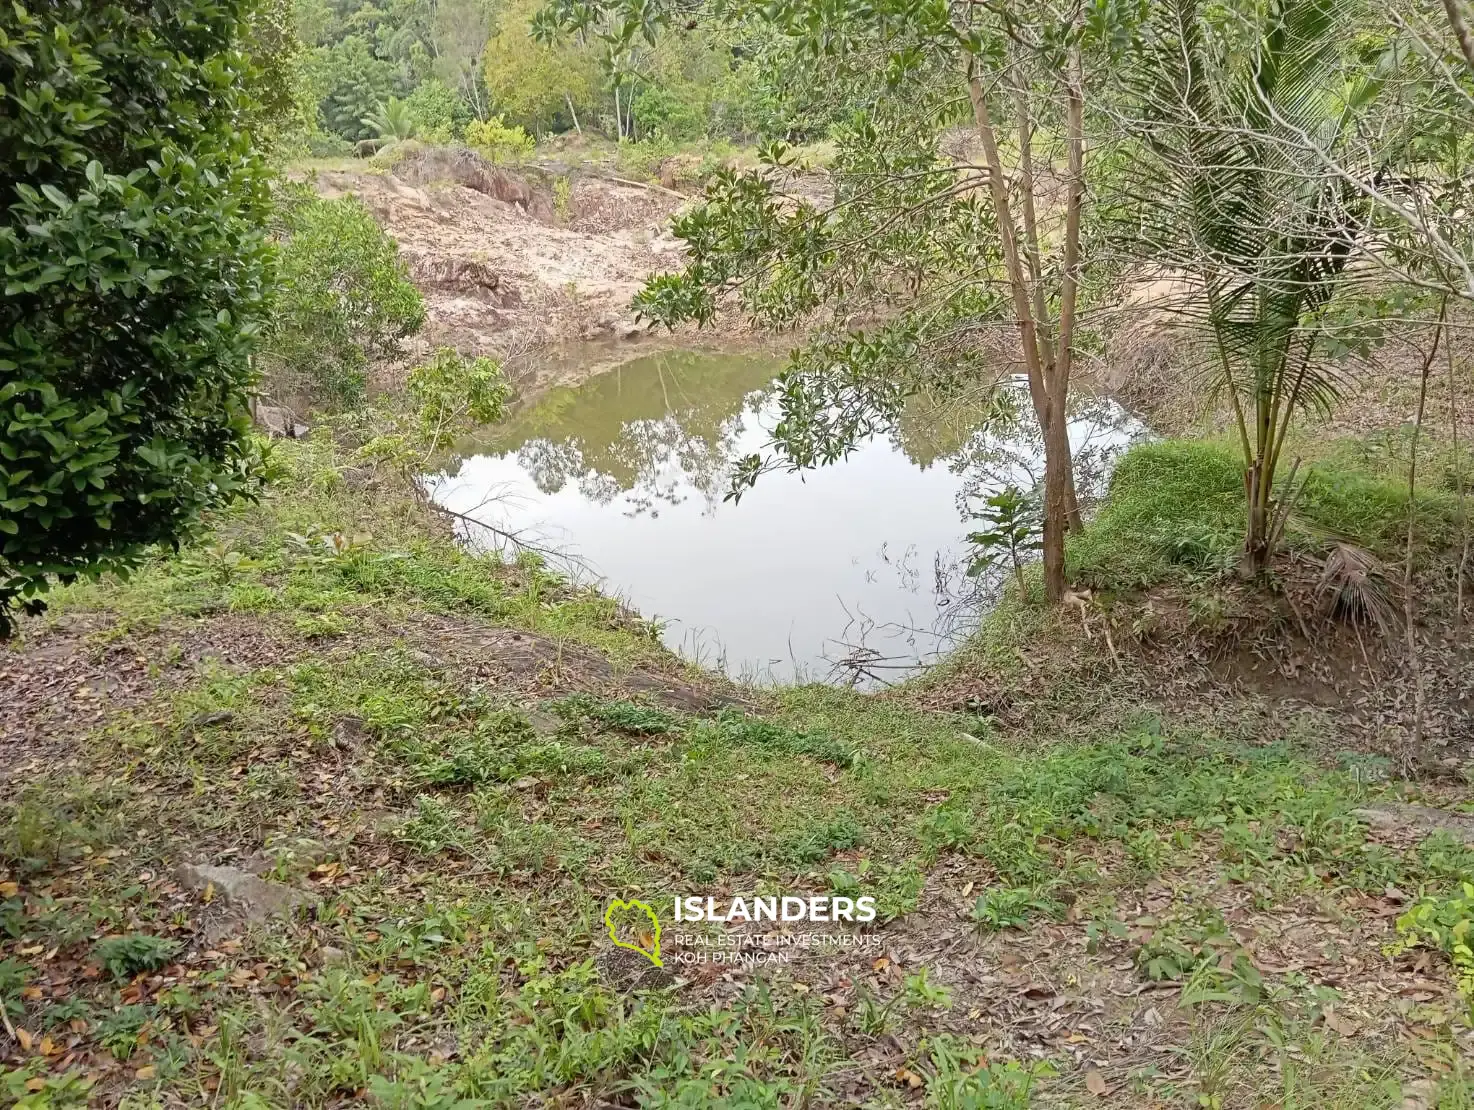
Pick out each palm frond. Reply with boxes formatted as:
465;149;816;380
1317;542;1398;634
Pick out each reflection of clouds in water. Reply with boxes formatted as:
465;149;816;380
432;354;1147;686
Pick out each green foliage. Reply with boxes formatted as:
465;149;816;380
404;79;470;142
0;0;272;634
485;0;599;135
563;696;677;735
783;815;863;863
632;83;707;140
363;96;419;141
96;1004;152;1060
923;1039;1049;1109
309;35;407;141
969;886;1063;931
1;782;121;874
966;486;1043;590
625;9;1029;501
698;707;858;768
93;935;180;981
243;0;306;148
1069;438;1461;592
264;190;424;406
406;347;510;448
1068;440;1244;589
464;116;538;163
1125;0;1395;571
1392;883;1474;1014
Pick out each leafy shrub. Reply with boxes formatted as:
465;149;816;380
407;348;510;449
404;79;470;143
465;116;536;163
632;84;706;141
93;934;180;980
0;0;272;633
1391;883;1474;1013
264;190;424;406
966;485;1043;589
361;96;418;142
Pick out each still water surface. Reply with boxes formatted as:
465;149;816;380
428;349;1142;683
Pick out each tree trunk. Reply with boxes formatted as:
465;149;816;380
1041;383;1075;603
1444;0;1474;74
1404;309;1443;756
1056;40;1087;536
966;60;1076;602
1451;316;1469;629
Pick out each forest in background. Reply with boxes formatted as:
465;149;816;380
276;0;832;155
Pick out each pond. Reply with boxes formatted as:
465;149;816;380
427;348;1144;684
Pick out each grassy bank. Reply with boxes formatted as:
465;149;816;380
3;434;1473;1108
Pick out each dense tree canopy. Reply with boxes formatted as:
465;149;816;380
0;0;274;634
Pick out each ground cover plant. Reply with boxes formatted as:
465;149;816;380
3;434;1474;1108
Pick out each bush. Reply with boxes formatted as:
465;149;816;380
264;190;425;406
464;116;536;164
0;0;273;634
405;79;471;143
632;84;707;141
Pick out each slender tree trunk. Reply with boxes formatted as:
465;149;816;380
1405;309;1443;755
1444;0;1474;74
1450;319;1469;628
1040;389;1075;602
566;94;582;134
1056;41;1087;534
966;60;1077;601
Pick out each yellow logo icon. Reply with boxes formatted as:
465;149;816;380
604;898;663;967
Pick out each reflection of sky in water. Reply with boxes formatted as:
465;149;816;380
428;351;1144;684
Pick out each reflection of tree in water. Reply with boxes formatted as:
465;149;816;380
484;351;783;515
824;382;1147;684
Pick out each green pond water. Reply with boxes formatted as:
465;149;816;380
429;349;1141;683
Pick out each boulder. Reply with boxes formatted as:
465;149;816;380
177;863;315;926
254;404;308;439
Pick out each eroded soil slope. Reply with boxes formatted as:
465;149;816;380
311;149;694;393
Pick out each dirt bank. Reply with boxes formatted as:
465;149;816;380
308;147;721;397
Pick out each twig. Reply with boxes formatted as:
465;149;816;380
427;500;578;568
591;172;687;199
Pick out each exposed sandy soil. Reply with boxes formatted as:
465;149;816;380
307;148;725;399
1098;272;1474;443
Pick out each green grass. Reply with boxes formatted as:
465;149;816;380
5;433;1474;1108
1068;437;1463;592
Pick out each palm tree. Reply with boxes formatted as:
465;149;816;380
1128;0;1386;575
362;97;419;145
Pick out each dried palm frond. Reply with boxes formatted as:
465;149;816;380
1317;542;1398;635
